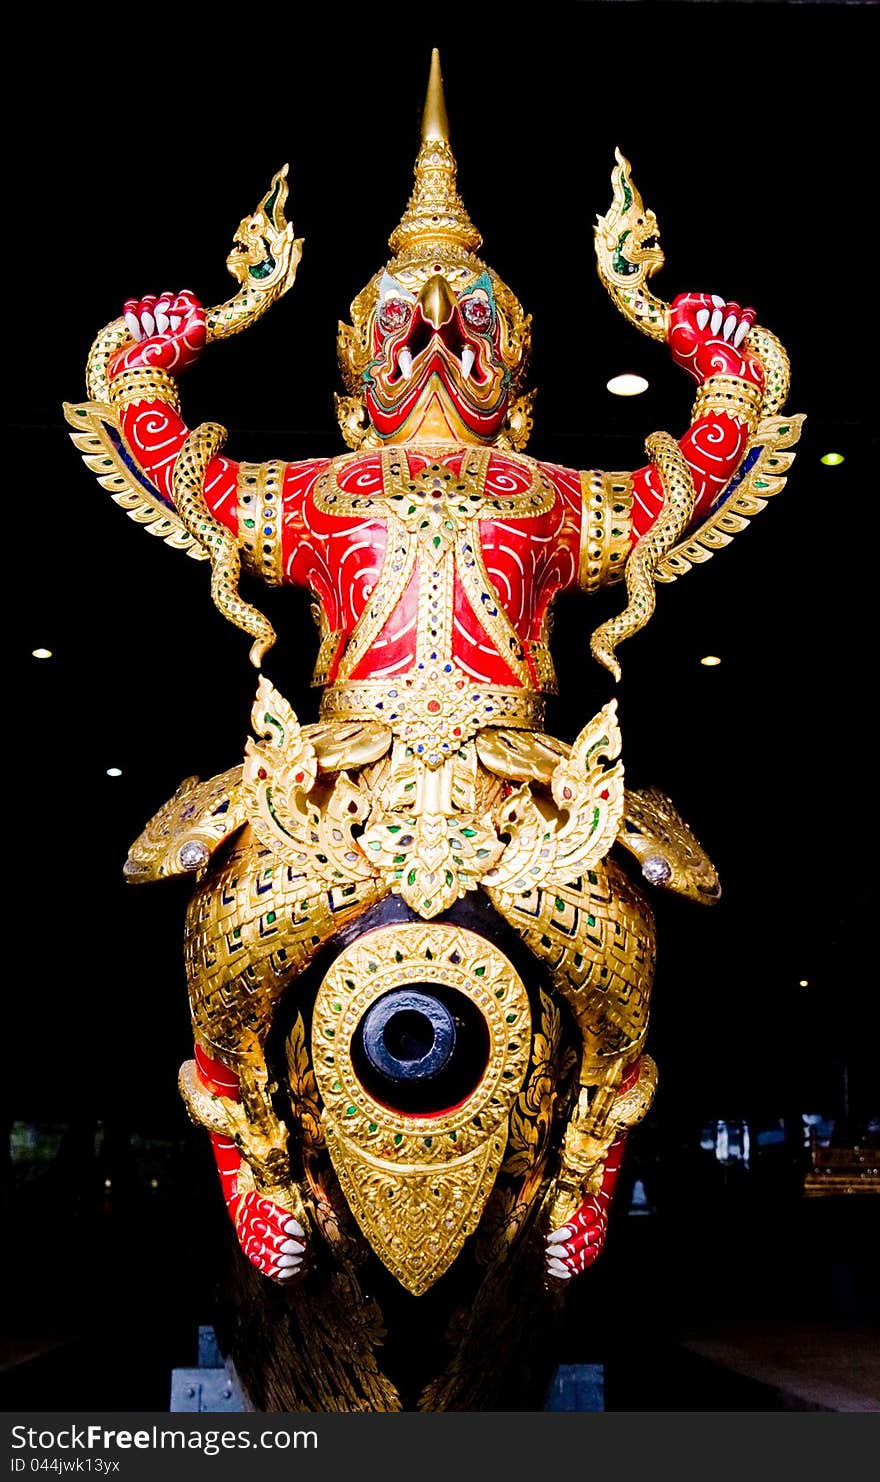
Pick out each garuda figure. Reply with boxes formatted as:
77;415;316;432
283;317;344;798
65;53;801;1410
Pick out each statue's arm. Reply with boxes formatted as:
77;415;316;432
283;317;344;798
107;289;240;530
628;291;765;537
107;290;328;577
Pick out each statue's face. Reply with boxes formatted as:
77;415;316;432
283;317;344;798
338;257;530;446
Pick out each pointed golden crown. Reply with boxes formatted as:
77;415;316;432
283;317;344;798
388;50;483;265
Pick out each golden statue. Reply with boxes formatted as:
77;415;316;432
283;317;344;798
65;52;802;1410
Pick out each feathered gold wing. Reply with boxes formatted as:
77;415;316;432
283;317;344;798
62;399;209;560
654;413;805;583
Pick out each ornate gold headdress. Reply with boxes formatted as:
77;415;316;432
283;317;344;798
387;49;483;269
336;51;533;451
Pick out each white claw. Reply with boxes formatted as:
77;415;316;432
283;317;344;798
547;1259;572;1280
276;1254;301;1270
280;1238;304;1255
398;347;413;379
125;312;142;342
461;346;475;380
168;314;182;331
711;294;725;308
155;308;170;334
140;310;156;338
283;1218;304;1237
547;1226;573;1245
696;308;710;331
722;314;737;342
733;320;750;347
710;309;723;335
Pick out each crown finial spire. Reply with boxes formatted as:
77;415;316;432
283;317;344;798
421;49;450;145
388;51;482;264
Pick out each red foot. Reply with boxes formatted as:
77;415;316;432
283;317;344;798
545;1127;628;1281
196;1046;308;1285
234;1190;307;1284
546;1195;609;1278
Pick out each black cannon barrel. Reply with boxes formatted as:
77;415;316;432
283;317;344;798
361;988;456;1082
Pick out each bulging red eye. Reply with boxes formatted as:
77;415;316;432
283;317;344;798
378;298;412;333
461;296;492;332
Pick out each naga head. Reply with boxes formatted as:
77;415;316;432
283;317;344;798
336;52;533;451
227;164;302;296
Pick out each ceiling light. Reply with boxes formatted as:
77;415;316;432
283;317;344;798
607;373;649;396
820;452;844;466
32;647;53;659
700;655;721;667
106;767;123;778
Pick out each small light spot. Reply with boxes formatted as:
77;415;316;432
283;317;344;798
32;647;53;659
106;767;123;778
104;1179;112;1189
799;979;809;988
820;452;844;466
700;655;722;667
607;373;649;397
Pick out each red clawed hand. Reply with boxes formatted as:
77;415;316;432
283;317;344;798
545;1195;609;1280
668;291;764;387
234;1191;308;1284
108;288;206;378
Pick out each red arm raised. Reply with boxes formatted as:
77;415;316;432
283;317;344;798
629;291;765;538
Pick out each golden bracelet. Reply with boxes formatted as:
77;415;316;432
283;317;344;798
692;373;763;428
237;461;287;587
107;365;182;414
578;470;633;592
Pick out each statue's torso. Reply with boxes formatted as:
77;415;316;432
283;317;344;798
278;446;584;702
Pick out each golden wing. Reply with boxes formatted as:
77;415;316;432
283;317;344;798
62;399;209;561
655;413;805;583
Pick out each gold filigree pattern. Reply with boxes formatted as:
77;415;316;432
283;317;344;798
241;677;320;850
476;988;577;1270
486;856;655;1085
320;674;545;755
184;829;388;1065
311;923;531;1294
487;702;624;891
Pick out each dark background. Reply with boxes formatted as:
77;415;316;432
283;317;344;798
3;1;877;1410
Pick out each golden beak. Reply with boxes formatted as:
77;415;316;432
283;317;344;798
418;274;456;329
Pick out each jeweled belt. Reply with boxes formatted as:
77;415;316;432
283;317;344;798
319;673;545;764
